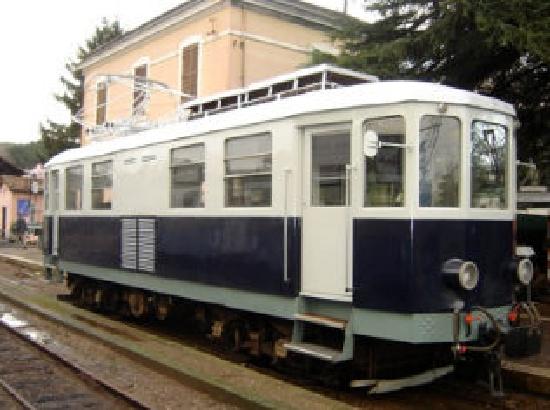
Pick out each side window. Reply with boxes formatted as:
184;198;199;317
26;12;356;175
96;81;107;125
92;160;113;210
181;43;198;104
364;116;405;207
133;64;148;116
51;170;59;211
170;144;205;208
471;121;508;209
311;131;350;206
419;116;461;207
225;133;272;207
44;171;49;211
66;165;83;210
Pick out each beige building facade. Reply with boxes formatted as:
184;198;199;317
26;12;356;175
0;163;45;238
79;0;342;145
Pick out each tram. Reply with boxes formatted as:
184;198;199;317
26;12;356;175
43;65;541;392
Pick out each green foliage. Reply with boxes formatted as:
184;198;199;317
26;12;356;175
40;18;123;159
0;141;46;170
319;0;550;182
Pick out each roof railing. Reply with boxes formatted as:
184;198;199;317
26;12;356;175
84;65;377;139
182;64;377;120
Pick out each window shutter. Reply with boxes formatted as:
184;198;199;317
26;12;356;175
96;83;107;125
181;44;198;103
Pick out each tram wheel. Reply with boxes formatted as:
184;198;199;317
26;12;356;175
128;291;148;318
82;286;96;307
223;321;247;352
102;287;120;313
155;296;171;321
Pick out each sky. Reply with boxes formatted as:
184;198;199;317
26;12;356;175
0;0;368;144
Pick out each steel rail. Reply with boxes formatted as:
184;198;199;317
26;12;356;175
0;313;149;410
0;376;37;410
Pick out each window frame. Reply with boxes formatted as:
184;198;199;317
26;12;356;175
224;133;273;208
310;130;351;207
96;80;107;125
470;119;509;210
170;143;206;209
65;165;84;210
418;115;462;209
132;61;149;116
179;37;201;104
91;160;113;210
362;115;407;208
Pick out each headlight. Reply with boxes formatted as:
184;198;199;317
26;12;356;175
458;261;479;290
517;258;534;285
442;259;480;291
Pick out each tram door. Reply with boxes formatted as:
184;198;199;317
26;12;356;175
302;127;352;300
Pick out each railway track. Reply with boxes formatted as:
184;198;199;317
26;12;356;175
0;257;549;409
0;310;146;410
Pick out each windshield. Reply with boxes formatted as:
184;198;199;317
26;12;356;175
471;121;508;209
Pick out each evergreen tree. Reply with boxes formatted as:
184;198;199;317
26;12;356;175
40;19;123;159
318;0;550;182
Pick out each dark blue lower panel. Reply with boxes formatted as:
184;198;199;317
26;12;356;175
156;217;300;296
58;216;300;297
57;215;512;313
59;217;121;269
353;219;514;313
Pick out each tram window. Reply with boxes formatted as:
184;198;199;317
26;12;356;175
364;116;405;207
311;132;350;206
44;172;49;211
419;116;461;207
471;121;508;209
225;133;272;207
170;144;205;208
51;170;59;211
65;165;83;210
91;160;113;210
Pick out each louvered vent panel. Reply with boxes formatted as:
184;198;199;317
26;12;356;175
138;218;156;273
121;218;137;270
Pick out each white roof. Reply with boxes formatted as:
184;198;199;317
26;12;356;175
47;81;516;167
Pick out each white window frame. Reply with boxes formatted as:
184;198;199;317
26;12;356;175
65;165;84;210
91;160;113;210
224;133;273;208
95;79;108;125
170;143;206;208
132;57;150;116
178;36;202;102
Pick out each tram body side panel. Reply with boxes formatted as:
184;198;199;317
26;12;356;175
52;118;304;298
352;218;514;314
56;216;301;298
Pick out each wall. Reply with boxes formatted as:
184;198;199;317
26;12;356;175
0;175;45;237
80;1;334;145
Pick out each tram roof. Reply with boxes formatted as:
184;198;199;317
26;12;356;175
48;81;516;166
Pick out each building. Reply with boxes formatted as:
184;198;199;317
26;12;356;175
78;0;343;145
0;162;45;238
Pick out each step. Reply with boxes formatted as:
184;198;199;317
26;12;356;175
294;313;347;330
284;342;349;362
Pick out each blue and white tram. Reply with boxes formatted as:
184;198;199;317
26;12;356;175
43;65;541;390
